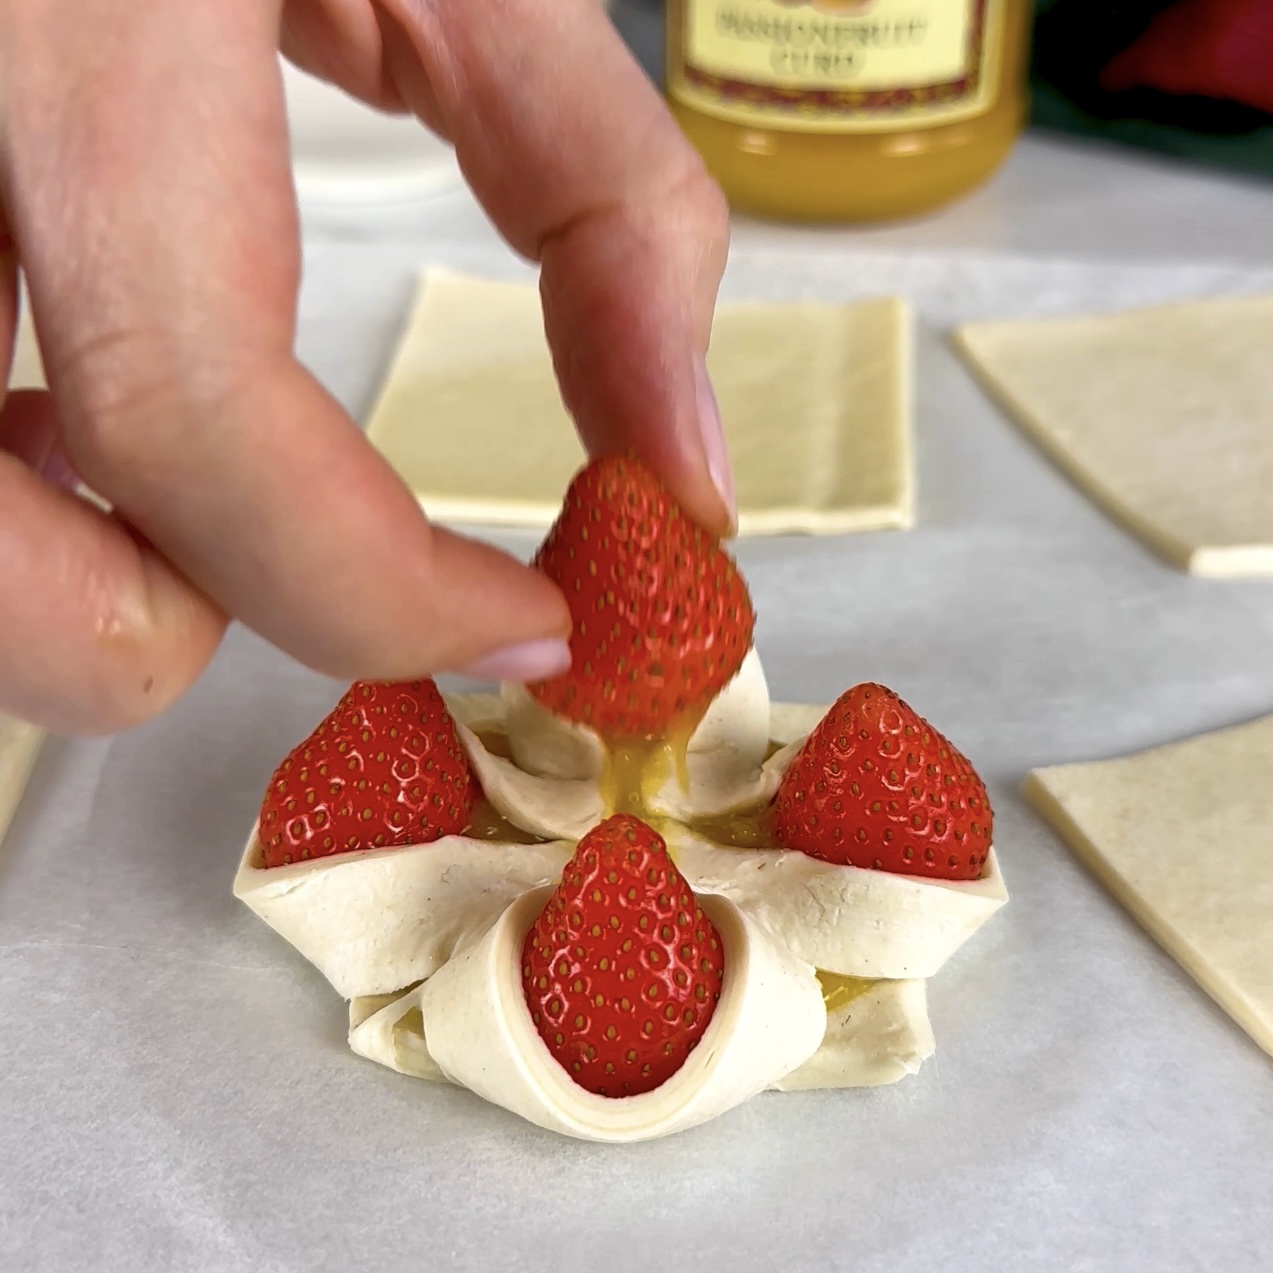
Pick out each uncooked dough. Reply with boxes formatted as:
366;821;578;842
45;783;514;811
13;302;44;390
671;829;1007;981
0;714;45;853
366;270;914;536
955;294;1273;577
349;961;935;1097
240;659;1003;1127
237;667;1005;1000
408;888;828;1141
774;978;935;1091
1023;714;1273;1059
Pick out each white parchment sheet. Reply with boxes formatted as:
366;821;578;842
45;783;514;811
3;236;1272;1272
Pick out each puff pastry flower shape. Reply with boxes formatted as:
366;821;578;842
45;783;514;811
234;457;1007;1141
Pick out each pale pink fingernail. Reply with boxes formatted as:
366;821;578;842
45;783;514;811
0;396;80;490
40;443;82;490
694;356;736;532
458;638;572;683
0;430;81;491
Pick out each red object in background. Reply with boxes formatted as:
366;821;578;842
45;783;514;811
1100;0;1273;116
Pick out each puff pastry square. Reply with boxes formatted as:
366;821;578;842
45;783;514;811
1024;714;1273;1058
956;294;1273;577
366;271;913;537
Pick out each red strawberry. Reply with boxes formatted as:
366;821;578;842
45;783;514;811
258;679;479;868
528;455;754;737
774;683;993;881
521;814;725;1097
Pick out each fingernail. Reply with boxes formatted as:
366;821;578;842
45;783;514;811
40;443;82;490
694;356;736;532
0;413;80;490
458;638;573;683
0;397;80;491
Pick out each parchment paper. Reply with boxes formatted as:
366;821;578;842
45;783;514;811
3;238;1272;1272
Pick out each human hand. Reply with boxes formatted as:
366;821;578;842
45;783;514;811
0;0;732;734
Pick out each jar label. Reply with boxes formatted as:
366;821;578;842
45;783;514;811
667;0;1002;133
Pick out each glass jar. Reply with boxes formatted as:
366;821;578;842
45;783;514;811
666;0;1033;223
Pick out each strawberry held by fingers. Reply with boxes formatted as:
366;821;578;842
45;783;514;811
528;455;754;737
258;679;479;867
521;814;725;1097
775;683;993;881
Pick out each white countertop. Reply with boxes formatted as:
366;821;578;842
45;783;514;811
3;131;1272;1272
298;127;1273;265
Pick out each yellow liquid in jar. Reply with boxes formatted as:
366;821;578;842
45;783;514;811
667;0;1033;223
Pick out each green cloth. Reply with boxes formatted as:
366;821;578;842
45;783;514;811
1030;80;1273;181
1029;0;1273;182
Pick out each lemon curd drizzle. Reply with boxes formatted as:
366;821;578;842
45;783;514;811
690;802;778;849
817;972;876;1014
597;710;699;818
465;799;547;845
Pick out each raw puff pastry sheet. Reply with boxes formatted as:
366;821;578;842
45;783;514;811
1025;713;1273;1059
236;680;1011;1107
367;270;914;537
956;294;1273;577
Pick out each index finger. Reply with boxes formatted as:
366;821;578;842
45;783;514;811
378;0;736;534
3;0;571;720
